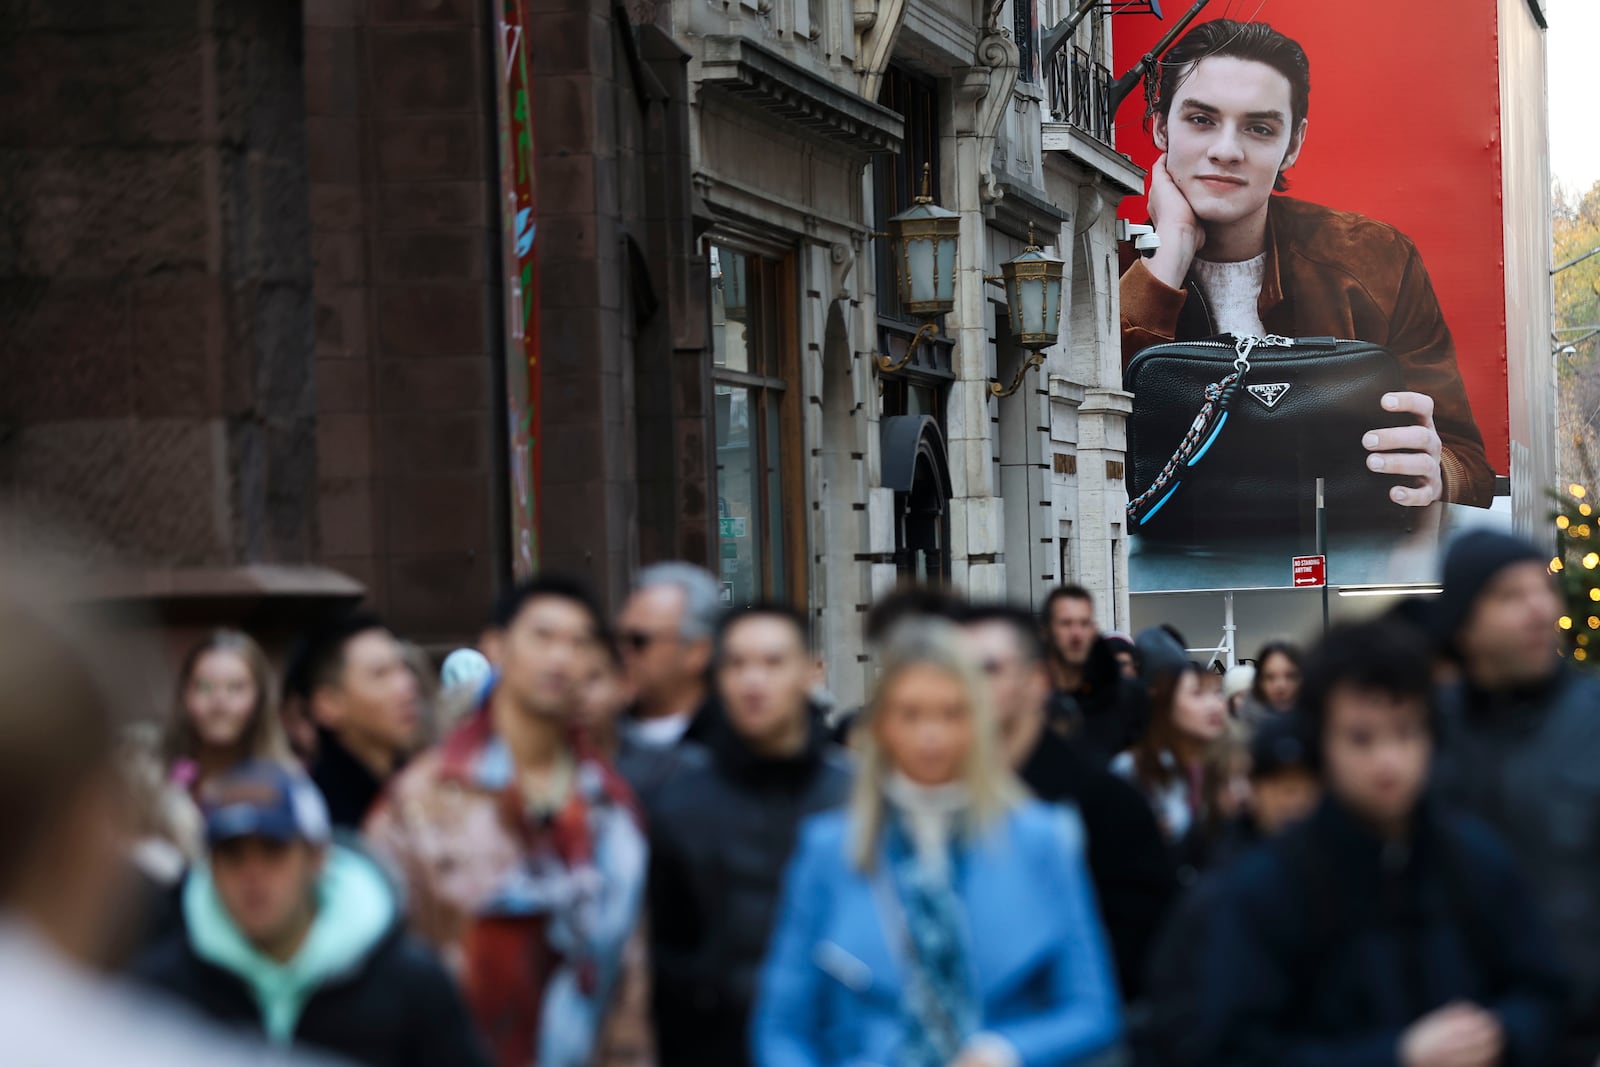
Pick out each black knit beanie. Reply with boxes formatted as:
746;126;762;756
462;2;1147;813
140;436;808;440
1433;529;1545;647
1135;626;1189;687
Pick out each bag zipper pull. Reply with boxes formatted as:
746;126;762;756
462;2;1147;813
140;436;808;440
1234;335;1260;372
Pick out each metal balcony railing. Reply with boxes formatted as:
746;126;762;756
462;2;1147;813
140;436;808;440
1046;44;1113;147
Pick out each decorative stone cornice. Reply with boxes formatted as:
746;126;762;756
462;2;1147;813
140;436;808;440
700;36;904;155
855;0;909;101
967;26;1019;205
991;176;1069;244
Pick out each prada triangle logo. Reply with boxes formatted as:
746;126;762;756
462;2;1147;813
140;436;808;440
1247;382;1291;409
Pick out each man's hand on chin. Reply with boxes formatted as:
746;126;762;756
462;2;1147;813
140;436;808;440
1145;153;1206;290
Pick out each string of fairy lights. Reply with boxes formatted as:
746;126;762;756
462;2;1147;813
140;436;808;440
1551;483;1599;662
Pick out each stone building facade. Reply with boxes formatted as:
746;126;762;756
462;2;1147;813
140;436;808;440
649;0;1144;704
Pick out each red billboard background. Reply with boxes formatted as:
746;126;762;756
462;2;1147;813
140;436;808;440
1113;0;1510;473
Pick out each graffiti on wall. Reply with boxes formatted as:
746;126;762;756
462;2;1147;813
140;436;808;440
496;0;540;577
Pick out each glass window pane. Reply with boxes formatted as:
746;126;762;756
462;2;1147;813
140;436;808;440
766;390;786;596
711;246;751;373
715;383;762;606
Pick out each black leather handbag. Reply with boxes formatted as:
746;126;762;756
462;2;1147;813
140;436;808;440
1124;334;1416;539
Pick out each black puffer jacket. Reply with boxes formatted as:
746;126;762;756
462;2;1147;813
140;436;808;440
618;692;725;809
131;845;488;1067
1435;667;1600;1063
646;708;852;1067
1018;726;1177;1001
1053;636;1150;765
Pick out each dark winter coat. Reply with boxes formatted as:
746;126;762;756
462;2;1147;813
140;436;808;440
1053;637;1150;765
310;730;392;830
617;692;725;809
132;845;489;1067
1172;797;1568;1067
1018;726;1177;1001
647;707;852;1067
1435;666;1600;1061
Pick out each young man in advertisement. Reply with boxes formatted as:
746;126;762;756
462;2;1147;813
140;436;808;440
1120;19;1495;511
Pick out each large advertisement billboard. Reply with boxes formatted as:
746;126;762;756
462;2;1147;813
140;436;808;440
1113;4;1509;593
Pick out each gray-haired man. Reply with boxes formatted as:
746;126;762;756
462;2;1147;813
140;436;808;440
615;562;725;798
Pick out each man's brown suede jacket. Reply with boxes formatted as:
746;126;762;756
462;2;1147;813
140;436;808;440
1121;196;1495;507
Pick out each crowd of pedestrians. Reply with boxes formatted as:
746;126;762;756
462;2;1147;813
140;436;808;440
0;527;1597;1066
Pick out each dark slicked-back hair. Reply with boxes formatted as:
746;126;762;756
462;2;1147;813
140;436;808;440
715;602;813;660
1299;621;1434;766
864;586;965;645
961;603;1048;665
492;573;606;636
285;610;389;702
1152;19;1311;193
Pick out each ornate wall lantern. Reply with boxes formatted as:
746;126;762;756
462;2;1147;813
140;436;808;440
992;224;1066;397
879;164;961;373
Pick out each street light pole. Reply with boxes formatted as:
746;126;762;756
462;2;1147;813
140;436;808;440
1316;477;1329;634
1552;247;1600;275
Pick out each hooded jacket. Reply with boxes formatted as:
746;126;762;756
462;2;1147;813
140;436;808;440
1435;667;1600;1061
132;843;488;1067
1121;196;1494;506
647;707;852;1067
1172;798;1568;1067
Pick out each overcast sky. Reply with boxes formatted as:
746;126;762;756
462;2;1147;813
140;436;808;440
1548;0;1600;194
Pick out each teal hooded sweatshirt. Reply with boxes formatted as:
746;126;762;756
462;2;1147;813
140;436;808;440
182;843;396;1044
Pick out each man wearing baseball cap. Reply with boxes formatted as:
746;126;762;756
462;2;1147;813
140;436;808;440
1431;528;1600;1065
133;761;487;1067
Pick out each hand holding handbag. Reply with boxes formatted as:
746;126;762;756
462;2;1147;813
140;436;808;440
1124;334;1418;539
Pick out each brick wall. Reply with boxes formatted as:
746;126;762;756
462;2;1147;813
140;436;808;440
0;0;317;569
304;0;502;642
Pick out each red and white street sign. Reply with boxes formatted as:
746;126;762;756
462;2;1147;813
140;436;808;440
1293;555;1327;588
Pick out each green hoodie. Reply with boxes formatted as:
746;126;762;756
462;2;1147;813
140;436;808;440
183;843;396;1044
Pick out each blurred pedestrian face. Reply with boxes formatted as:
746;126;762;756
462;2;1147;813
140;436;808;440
1457;562;1563;689
717;615;818;752
210;837;320;956
874;664;975;787
1047;596;1097;670
314;630;420;756
1321;685;1430;831
1172;670;1228;744
1153;56;1306;232
185;649;260;751
575;649;633;733
1258;651;1301;711
961;620;1049;735
491;596;601;720
618;586;711;707
1252;767;1320;835
1113;649;1138;680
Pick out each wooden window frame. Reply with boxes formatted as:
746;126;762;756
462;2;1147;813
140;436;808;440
708;238;807;608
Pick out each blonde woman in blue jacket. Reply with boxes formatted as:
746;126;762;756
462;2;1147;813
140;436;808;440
753;619;1122;1067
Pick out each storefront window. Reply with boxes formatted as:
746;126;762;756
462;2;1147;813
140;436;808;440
711;243;794;605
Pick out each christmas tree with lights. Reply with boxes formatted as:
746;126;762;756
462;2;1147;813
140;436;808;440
1551;481;1600;664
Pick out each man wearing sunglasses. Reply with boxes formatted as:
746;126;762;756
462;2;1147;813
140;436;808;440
614;562;726;803
961;604;1177;1004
